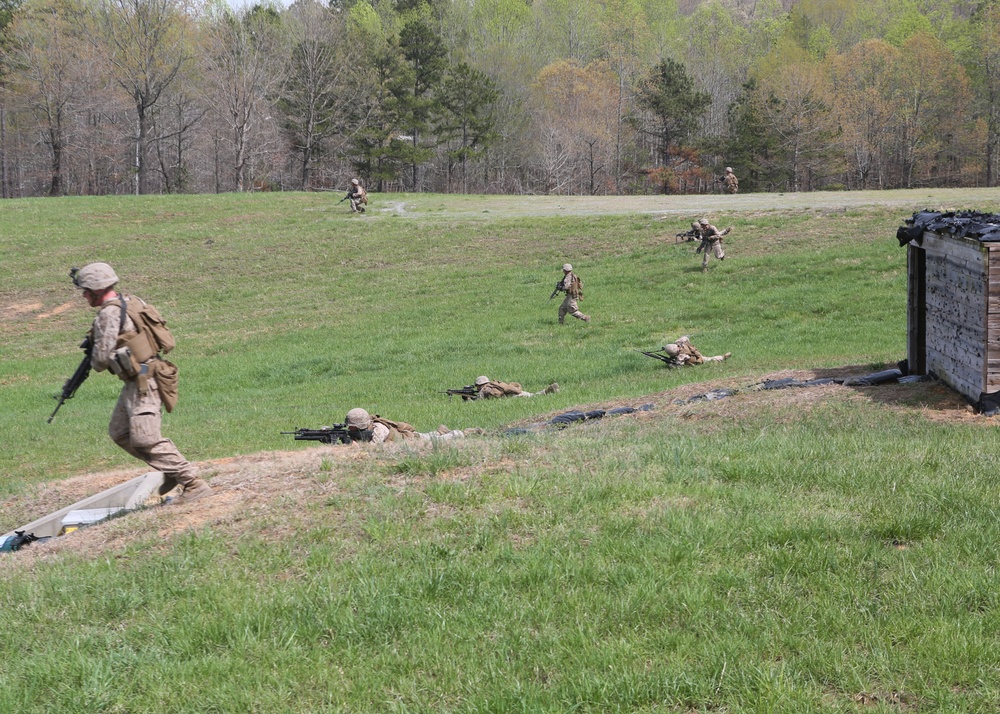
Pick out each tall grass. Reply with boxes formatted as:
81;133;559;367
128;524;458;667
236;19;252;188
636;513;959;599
3;397;1000;711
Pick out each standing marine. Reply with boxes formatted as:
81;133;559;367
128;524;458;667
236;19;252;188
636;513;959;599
722;167;739;194
553;263;590;324
71;262;210;504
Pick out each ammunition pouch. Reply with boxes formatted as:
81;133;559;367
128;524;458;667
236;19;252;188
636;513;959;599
110;329;159;394
109;346;140;380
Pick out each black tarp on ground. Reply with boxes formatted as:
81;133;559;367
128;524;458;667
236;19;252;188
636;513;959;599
505;404;655;435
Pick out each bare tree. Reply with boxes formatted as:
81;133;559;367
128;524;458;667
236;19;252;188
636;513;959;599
278;0;356;190
530;59;619;194
4;0;89;195
200;3;287;192
94;0;192;194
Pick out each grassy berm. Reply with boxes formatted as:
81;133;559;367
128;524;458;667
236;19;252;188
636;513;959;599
2;189;1000;712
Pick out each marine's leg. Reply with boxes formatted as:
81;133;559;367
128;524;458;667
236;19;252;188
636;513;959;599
566;298;588;322
128;379;209;502
419;430;465;441
108;383;145;460
559;296;570;323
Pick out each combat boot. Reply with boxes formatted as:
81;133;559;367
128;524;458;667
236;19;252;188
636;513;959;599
174;478;211;505
583;315;591;323
543;383;559;394
463;427;485;436
158;474;179;496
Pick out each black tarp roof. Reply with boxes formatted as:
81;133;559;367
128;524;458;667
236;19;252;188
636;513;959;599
897;210;1000;246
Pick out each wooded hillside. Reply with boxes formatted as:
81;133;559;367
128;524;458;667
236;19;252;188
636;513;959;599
1;0;996;197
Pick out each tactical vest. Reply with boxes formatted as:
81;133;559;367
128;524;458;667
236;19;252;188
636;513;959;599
104;296;179;411
678;344;704;365
488;380;523;396
372;416;417;441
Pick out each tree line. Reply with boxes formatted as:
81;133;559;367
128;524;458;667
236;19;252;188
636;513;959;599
1;0;998;197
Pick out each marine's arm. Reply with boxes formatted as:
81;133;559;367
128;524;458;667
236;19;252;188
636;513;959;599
371;422;391;444
90;305;121;372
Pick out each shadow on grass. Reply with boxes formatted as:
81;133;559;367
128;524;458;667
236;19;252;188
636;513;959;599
808;364;972;415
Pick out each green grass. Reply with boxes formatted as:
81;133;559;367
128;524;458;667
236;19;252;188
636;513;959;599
2;193;912;486
2;190;1000;712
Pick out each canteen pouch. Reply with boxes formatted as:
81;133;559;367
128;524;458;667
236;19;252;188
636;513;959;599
154;359;179;412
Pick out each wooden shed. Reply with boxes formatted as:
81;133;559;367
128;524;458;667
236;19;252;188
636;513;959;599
898;210;1000;411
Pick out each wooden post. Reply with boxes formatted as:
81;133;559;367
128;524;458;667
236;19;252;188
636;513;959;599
907;242;926;375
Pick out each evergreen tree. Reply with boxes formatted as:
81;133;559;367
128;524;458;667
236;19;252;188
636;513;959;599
633;58;710;171
349;46;409;191
396;18;446;190
436;62;498;193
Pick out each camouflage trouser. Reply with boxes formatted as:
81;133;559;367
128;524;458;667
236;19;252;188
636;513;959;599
702;240;725;268
108;377;198;484
417;430;465;441
559;296;588;323
350;198;365;213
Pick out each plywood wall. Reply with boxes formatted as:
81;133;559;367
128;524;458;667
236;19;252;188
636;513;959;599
987;245;1000;392
920;233;987;402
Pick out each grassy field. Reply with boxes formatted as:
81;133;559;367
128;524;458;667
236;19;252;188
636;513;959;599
2;189;1000;712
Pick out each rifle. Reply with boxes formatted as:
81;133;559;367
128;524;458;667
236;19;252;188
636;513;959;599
439;385;477;400
549;281;563;300
635;349;679;367
675;228;699;243
281;425;353;445
48;336;93;423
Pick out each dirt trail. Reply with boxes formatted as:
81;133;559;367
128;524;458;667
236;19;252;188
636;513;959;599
406;186;1000;219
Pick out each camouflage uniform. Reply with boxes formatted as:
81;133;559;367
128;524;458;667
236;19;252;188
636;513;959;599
73;263;208;503
473;376;558;399
557;264;590;324
347;179;367;213
344;408;475;444
696;219;726;270
722;167;739;194
665;336;730;366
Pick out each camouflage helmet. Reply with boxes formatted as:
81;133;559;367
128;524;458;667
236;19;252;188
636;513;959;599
691;222;700;231
345;408;372;429
725;167;733;173
562;263;573;272
475;375;490;386
351;179;359;185
699;218;710;226
70;262;119;291
663;344;680;356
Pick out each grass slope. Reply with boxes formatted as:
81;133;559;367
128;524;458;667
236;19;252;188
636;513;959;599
2;189;1000;712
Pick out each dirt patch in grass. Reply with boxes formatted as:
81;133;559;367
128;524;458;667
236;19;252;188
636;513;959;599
0;298;83;334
